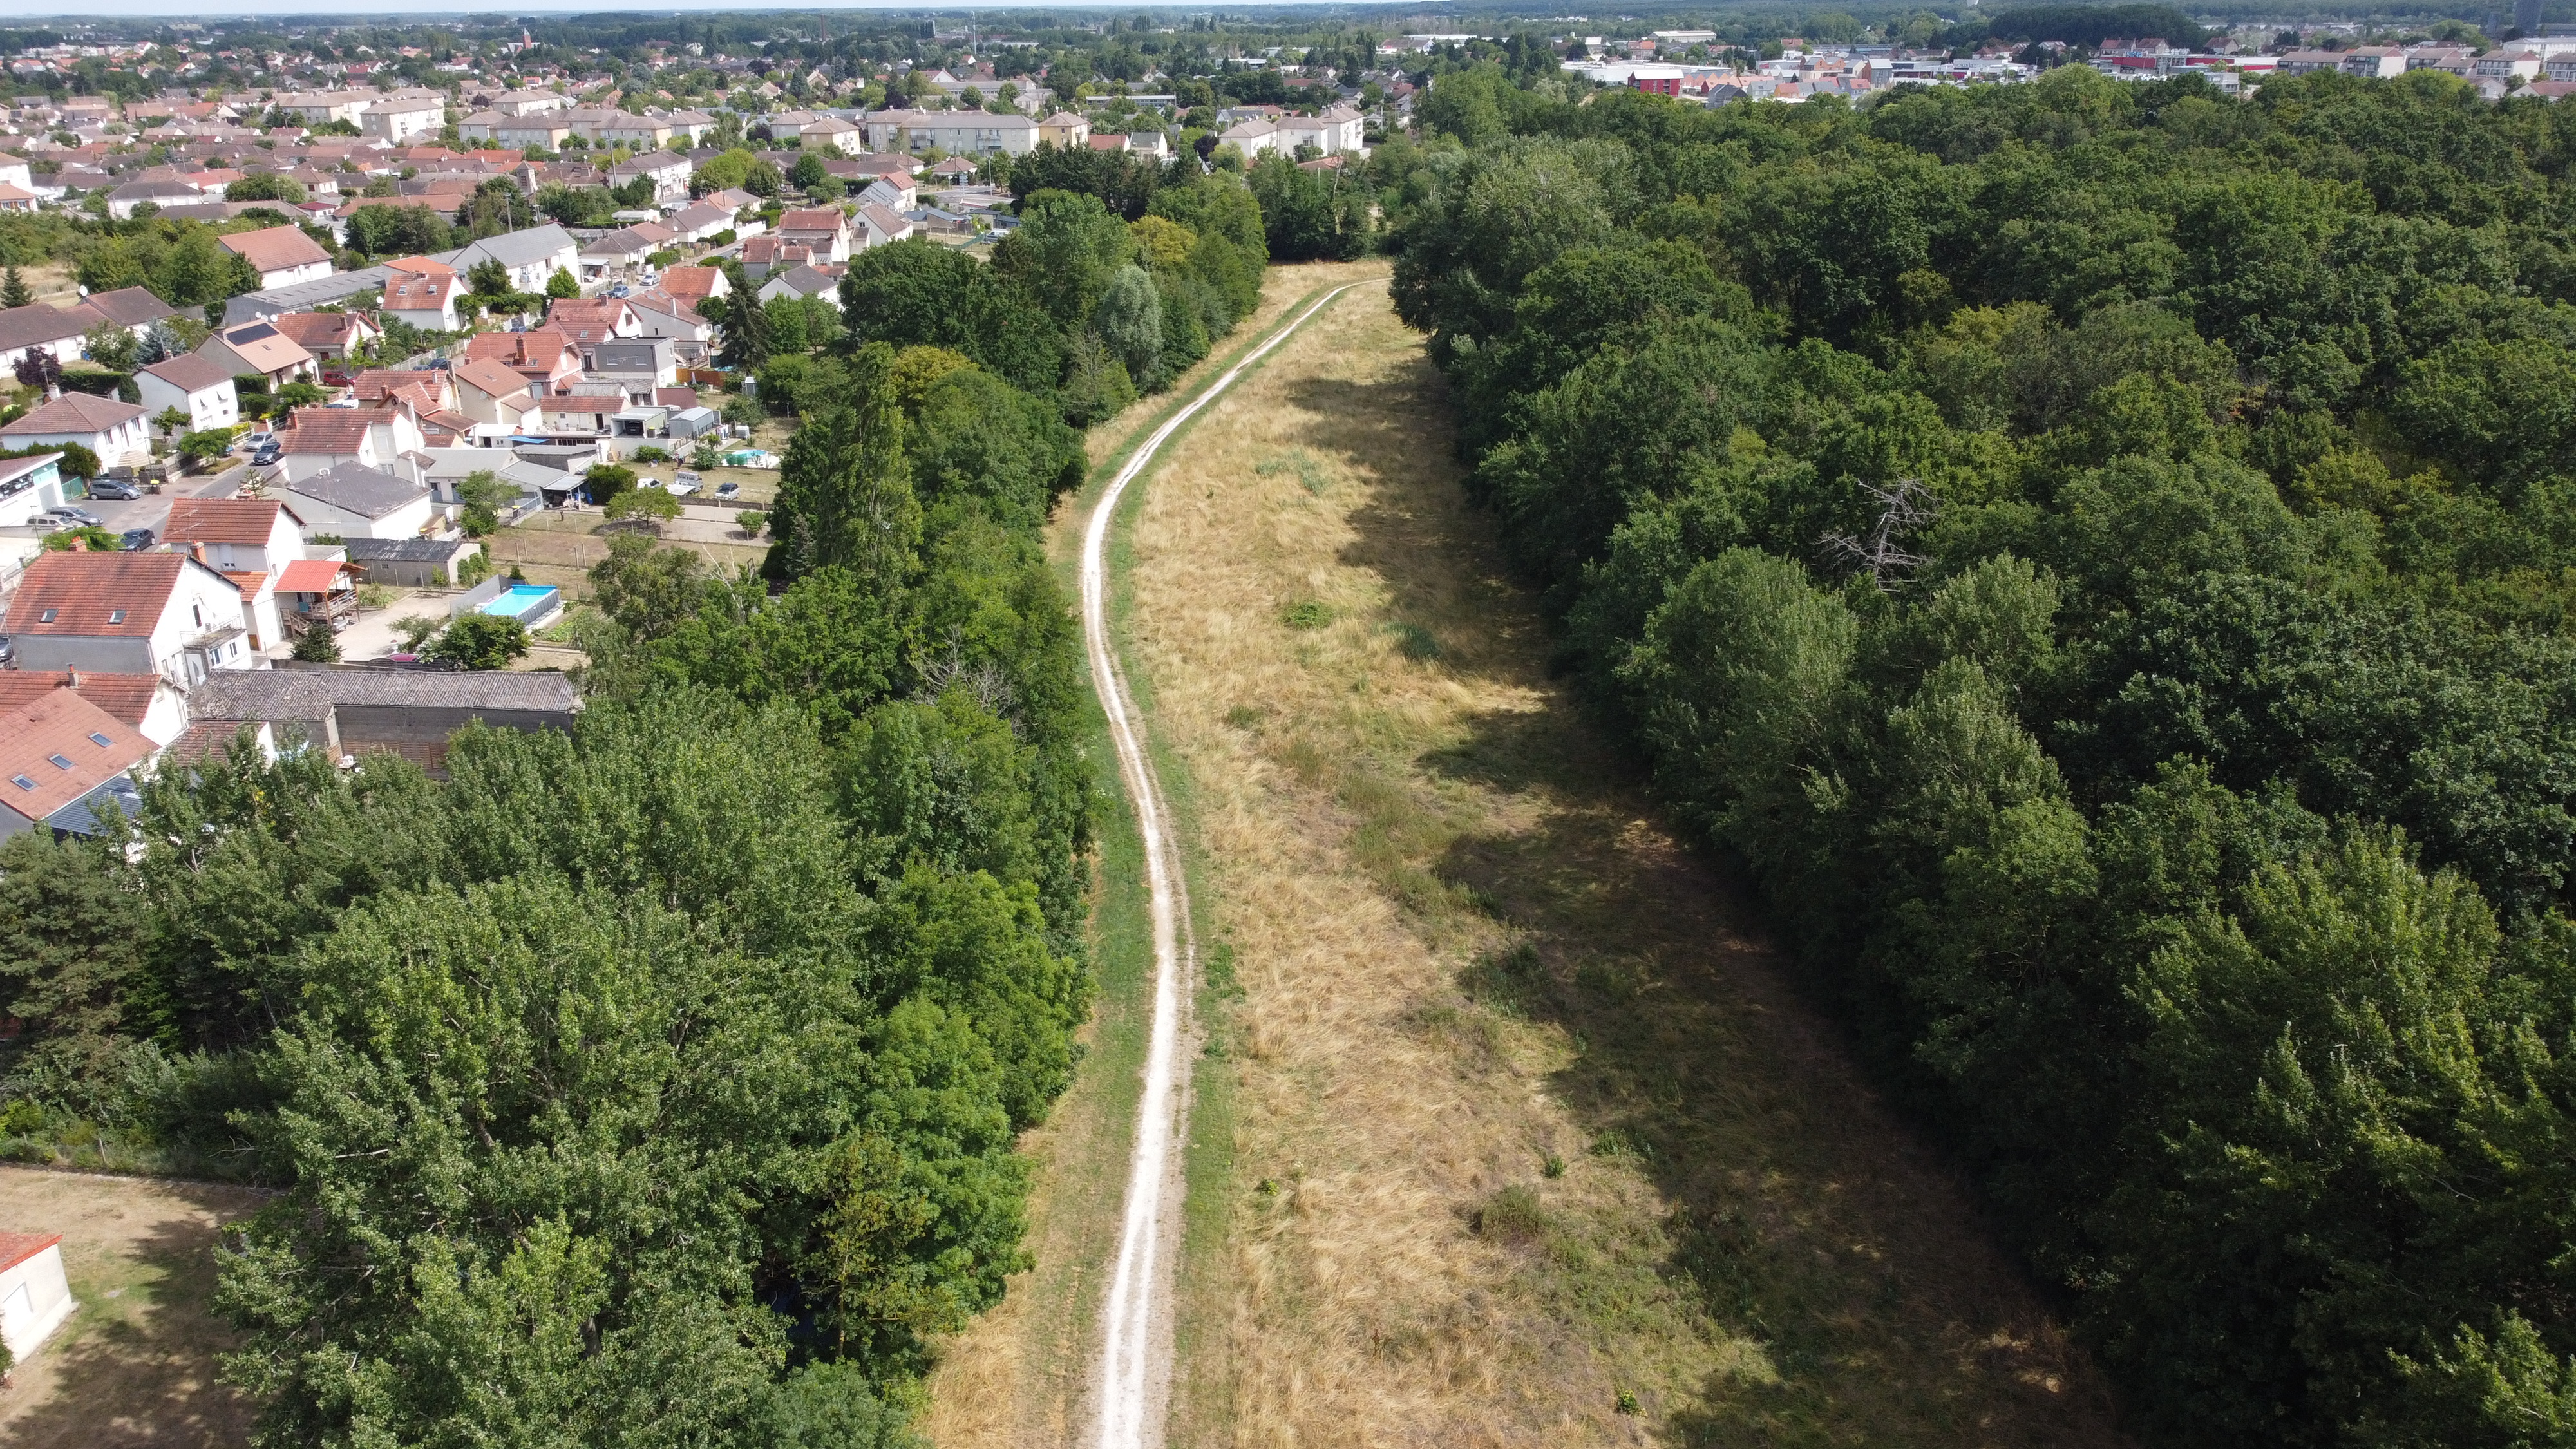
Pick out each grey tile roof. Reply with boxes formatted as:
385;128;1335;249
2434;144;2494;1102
282;461;431;520
437;223;577;272
344;536;479;562
188;665;579;719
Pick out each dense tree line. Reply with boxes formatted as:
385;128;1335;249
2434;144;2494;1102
828;173;1267;426
1396;63;2576;1448
0;204;1117;1449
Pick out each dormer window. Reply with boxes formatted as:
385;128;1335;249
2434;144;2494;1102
38;608;55;623
107;609;124;624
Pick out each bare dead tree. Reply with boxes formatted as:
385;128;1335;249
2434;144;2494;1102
1818;476;1938;591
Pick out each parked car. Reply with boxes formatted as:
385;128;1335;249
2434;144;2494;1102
665;480;698;497
675;469;702;486
251;445;283;466
45;506;102;527
119;527;156;551
88;479;144;500
714;480;740;499
0;636;12;668
243;430;276;450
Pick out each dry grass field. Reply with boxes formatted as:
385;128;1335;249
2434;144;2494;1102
917;264;1401;1449
958;265;2128;1448
0;1168;269;1448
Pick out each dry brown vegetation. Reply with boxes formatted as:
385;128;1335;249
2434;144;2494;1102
0;1167;267;1448
1111;267;2122;1446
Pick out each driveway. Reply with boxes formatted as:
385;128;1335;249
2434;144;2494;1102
75;462;252;544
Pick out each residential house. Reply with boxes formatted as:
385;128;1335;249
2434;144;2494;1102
278;460;438;540
774;207;852;262
105;178;202;218
589;111;679;151
0;305;91;374
665;202;736;244
277;404;425;482
857;204;914;250
540;297;642;362
0;668;189;748
1124;131;1172;161
457;111;574;151
463;330;583;395
1280;105;1369;155
222;267;400;327
363;95;446;144
927;156;979;183
267;309;381;364
758;263;846;309
442;224;581;296
220;225;336;289
532;393;622;437
624;290;717;358
384;267;467;331
162;496;308;576
588;337;678;401
654;265;730;306
135;354;240;435
577;226;662;282
1;547;260;685
198;319;317;389
272;89;374;127
183;667;578;777
0;394;151;469
736;236;818;280
0;694;155;843
2476;49;2546;80
1037;110;1091;147
859;175;918;210
864;108;1041;155
605;150;692;204
800;117;864;155
451;358;540;435
1215;118;1282;158
0;452;68;530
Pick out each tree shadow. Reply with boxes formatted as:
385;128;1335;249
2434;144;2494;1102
3;1186;258;1449
1285;349;2123;1441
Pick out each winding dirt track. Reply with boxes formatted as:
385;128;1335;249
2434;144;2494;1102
1079;283;1366;1449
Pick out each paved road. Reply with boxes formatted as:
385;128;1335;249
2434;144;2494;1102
1083;282;1365;1449
75;460;251;543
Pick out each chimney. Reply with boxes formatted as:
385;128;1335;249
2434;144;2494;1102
191;542;207;565
68;535;86;551
65;668;79;688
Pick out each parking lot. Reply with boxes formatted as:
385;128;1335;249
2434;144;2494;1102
59;462;253;545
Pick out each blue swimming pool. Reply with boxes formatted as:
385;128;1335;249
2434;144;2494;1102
480;585;560;622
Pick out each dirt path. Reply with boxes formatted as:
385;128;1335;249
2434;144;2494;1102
1113;273;2128;1447
1080;283;1370;1449
0;1168;267;1447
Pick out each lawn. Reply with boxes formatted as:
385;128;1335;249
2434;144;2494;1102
0;1168;269;1448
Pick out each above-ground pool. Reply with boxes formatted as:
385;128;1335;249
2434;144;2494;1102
480;584;563;630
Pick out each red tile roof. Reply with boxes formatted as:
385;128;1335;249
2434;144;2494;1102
138;352;233;393
385;270;464;310
0;692;151;825
283;408;375;455
268;312;375;351
656;265;724;299
164;497;296;545
0;1234;62;1275
278;558;351;594
222;569;269;600
0;392;146;437
452;358;532;402
3;551;187;638
0;670;162;730
219;224;331;274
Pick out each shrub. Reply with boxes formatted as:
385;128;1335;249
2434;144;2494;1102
291;618;341;661
422;612;528;670
605;487;682;522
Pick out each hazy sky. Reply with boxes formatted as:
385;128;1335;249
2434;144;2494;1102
24;0;1345;17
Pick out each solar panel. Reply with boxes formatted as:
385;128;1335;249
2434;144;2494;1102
231;322;279;343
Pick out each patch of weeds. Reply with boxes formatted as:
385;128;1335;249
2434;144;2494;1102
1470;1182;1552;1247
1223;703;1267;732
1461;940;1546;1014
1204;940;1243;999
1255;449;1332;493
1542;1151;1566;1179
1616;1389;1640;1415
1378;621;1441;661
1589;1129;1638;1159
1282;600;1332;630
1403;999;1508;1065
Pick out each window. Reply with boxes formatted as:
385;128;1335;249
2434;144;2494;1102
107;609;124;624
46;754;71;770
87;733;111;748
37;608;55;623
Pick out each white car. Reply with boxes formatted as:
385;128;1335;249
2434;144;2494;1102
664;478;699;497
